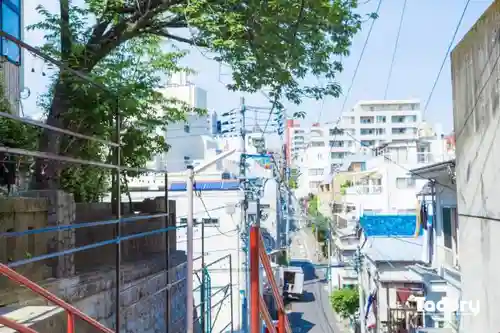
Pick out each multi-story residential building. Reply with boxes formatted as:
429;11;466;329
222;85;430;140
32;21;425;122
329;131;455;216
296;126;329;196
449;2;499;332
285;119;307;164
328;100;423;167
2;0;22;115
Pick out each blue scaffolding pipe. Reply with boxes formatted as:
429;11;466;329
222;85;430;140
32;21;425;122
7;224;183;268
1;205;228;238
0;212;172;237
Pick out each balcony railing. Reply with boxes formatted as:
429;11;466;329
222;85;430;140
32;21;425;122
345;185;382;195
376;151;456;166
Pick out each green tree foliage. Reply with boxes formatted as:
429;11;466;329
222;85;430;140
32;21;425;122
340;180;353;195
27;6;199;198
26;0;365;191
0;73;40;196
307;193;331;242
330;287;359;320
288;168;300;189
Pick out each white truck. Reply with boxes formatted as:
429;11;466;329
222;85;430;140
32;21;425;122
280;266;304;301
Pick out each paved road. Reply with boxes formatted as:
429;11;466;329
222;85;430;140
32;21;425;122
287;228;345;333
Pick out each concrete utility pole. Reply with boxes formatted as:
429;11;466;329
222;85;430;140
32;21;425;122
239;97;250;332
186;165;195;333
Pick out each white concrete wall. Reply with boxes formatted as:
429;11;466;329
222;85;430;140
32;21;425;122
171;190;245;332
451;2;500;332
297;144;329;196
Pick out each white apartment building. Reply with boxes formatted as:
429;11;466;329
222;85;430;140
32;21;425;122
328;99;423;167
339;134;455;215
296;126;329;196
290;127;307;160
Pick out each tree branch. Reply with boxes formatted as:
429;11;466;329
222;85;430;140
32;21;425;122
151;31;208;47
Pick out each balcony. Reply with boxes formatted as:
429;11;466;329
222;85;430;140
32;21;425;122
377;152;455;166
345;185;382;195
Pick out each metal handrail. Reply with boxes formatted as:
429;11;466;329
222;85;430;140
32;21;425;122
0;263;114;333
249;225;292;333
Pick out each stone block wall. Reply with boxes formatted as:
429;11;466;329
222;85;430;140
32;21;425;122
20;190;76;278
0;190;187;333
0;196;51;290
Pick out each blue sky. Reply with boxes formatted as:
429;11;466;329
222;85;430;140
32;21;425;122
22;0;494;132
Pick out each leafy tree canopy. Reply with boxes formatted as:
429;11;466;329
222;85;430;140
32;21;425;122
330;287;359;320
22;0;367;194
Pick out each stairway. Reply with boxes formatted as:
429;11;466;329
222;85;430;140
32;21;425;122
0;263;113;333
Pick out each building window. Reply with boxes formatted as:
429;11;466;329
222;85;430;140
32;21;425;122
309;181;321;189
330;152;345;159
360;140;374;147
442;207;458;249
1;0;21;64
308;168;323;176
395;177;416;189
329;128;344;136
360;129;374;135
311;141;325;147
202;218;219;226
360;116;374;124
329;140;344;147
376;116;386;123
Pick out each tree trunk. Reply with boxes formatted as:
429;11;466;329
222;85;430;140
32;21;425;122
31;79;70;190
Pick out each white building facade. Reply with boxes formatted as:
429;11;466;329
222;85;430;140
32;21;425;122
328;100;424;167
340;135;455;215
295;127;329;196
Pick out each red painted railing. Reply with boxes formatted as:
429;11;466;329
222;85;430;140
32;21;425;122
249;225;292;333
0;263;114;333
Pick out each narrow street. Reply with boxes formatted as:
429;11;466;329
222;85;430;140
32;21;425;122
287;228;345;333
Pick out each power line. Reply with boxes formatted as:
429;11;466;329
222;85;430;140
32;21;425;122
195;189;239;237
383;0;408;99
422;0;471;118
338;0;383;117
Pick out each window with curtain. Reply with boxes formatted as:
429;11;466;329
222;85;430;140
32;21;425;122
1;0;21;63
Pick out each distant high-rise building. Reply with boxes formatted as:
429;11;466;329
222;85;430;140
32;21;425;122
327;99;423;167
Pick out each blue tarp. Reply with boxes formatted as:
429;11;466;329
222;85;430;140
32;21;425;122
168;180;241;191
360;214;426;237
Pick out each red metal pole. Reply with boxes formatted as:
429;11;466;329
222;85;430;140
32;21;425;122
278;310;286;333
67;312;75;333
0;316;39;333
0;263;114;333
250;225;261;333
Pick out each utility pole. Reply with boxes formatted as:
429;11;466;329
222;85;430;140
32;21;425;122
284;165;291;249
186;165;195;333
327;223;332;294
238;97;250;333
